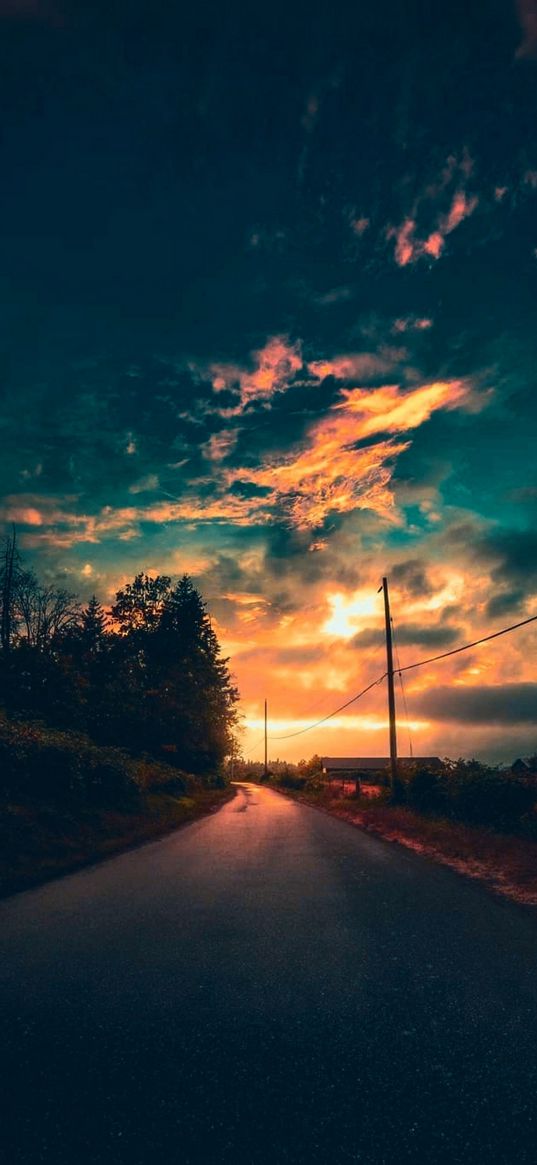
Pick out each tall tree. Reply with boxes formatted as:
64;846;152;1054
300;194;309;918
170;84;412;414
0;526;19;653
152;575;239;773
111;573;171;636
78;595;109;655
15;571;80;650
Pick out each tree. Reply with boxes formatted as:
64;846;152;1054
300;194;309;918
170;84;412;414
78;596;109;656
298;754;322;778
111;573;171;636
0;554;240;778
0;526;20;653
146;575;239;773
15;570;80;650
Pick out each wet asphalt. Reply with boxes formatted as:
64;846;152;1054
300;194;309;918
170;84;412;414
1;782;537;1164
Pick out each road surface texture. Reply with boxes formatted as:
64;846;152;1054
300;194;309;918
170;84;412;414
1;783;537;1165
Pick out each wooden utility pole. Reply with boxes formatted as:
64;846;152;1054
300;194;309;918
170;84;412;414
264;699;268;781
382;577;398;791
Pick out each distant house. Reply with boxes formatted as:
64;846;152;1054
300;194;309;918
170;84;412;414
507;758;537;782
321;756;442;788
510;758;530;776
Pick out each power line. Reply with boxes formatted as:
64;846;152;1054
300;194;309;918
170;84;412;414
392;618;413;759
397;613;537;675
242;733;266;758
247;610;537;748
268;674;387;741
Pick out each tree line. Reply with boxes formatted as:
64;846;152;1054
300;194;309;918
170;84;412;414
0;529;239;776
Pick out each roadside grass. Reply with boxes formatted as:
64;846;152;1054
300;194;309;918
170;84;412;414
276;784;537;906
0;787;234;897
0;710;235;897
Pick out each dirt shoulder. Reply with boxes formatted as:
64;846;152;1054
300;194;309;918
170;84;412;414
0;786;235;898
276;786;537;907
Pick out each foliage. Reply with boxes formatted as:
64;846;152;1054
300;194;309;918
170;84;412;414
0;711;195;808
273;767;308;790
297;754;323;779
393;759;537;832
0;544;239;781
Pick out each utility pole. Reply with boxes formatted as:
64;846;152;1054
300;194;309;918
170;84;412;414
381;577;398;791
264;699;268;781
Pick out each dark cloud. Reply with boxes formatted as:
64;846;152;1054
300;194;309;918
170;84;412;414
485;590;525;619
415;683;537;724
391;558;433;597
354;624;461;650
475;529;537;586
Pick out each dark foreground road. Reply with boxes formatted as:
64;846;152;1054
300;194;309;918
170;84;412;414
1;783;537;1164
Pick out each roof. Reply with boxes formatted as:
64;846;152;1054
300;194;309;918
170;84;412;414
321;756;442;772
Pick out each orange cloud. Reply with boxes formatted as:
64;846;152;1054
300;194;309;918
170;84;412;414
388;156;479;267
337;380;469;435
224;379;474;529
308;349;406;382
388;217;416;266
206;336;303;412
202;430;239;462
423;231;444;259
443;189;478;233
9;377;480;550
393;317;433;333
352;216;370;236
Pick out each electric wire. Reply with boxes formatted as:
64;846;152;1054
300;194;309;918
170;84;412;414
246;610;537;748
242;733;266;758
397;613;537;674
391;617;413;759
268;673;387;741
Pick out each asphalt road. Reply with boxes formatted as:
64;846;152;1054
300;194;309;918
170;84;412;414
1;783;537;1165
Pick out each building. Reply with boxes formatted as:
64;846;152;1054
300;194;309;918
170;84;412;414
321;756;442;789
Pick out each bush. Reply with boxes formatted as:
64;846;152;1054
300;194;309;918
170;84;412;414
403;766;447;814
0;713;194;808
274;771;307;790
395;758;537;832
85;753;140;808
447;761;536;828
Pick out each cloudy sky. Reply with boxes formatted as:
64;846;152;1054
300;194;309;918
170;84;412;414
1;0;537;762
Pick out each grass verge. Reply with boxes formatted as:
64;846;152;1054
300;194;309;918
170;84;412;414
275;785;537;907
0;786;235;898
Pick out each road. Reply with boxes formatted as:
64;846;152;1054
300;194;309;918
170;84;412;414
1;783;537;1164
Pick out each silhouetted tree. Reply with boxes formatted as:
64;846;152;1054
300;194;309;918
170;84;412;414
151;575;239;773
15;570;80;650
78;596;109;655
111;573;171;636
0;552;239;777
0;527;19;653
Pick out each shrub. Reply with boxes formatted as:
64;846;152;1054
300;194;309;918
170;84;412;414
0;708;199;810
274;770;307;790
446;761;536;828
396;758;537;832
403;766;447;814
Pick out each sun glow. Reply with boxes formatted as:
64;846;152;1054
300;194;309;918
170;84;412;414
322;590;379;639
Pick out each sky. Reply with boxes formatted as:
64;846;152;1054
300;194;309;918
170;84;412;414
1;0;537;763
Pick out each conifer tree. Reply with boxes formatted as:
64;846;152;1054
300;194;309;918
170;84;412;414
79;596;108;655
